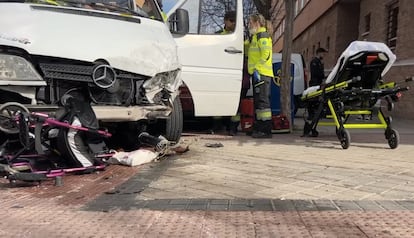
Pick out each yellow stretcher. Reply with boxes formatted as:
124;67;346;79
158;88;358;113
300;41;412;149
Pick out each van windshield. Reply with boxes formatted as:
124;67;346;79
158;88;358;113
23;0;163;21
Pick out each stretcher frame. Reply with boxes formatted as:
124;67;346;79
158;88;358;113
300;41;411;149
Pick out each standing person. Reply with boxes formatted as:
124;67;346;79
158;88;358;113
302;47;327;137
216;11;236;34
309;47;328;87
246;13;274;138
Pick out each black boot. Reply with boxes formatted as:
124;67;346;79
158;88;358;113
301;122;311;137
210;117;223;134
251;121;272;138
228;121;239;136
301;122;318;137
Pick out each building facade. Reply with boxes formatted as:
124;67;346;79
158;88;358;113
273;0;414;119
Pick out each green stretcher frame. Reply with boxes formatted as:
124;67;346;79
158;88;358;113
301;80;396;130
299;78;404;149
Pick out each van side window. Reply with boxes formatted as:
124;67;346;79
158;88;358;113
164;0;236;34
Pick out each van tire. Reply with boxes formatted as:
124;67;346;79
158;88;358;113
165;98;183;143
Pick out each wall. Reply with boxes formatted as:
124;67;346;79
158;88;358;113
359;0;414;119
291;1;360;70
273;0;337;53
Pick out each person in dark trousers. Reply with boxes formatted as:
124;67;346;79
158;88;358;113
309;47;328;87
303;47;328;137
245;13;274;138
228;56;250;136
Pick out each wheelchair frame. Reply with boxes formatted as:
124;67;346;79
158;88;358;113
0;101;113;184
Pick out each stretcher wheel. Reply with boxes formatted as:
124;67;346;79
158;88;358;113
386;128;399;149
0;102;29;134
338;129;351;149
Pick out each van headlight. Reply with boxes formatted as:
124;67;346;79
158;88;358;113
143;69;182;92
0;54;43;81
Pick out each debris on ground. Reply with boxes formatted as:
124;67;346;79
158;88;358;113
205;142;224;148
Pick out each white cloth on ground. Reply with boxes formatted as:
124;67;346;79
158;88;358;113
109;149;159;166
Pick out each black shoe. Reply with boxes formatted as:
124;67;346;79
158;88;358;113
310;129;319;137
251;131;272;138
301;129;318;137
228;122;238;136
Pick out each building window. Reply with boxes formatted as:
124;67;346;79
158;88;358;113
294;0;299;16
300;0;306;8
294;0;307;16
275;19;285;40
364;13;371;33
386;1;399;50
168;0;237;34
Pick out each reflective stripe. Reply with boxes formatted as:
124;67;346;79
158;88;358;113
256;109;272;121
254;81;265;87
68;117;93;167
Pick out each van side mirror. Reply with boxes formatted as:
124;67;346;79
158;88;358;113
169;8;189;35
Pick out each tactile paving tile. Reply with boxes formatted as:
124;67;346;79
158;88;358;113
3;203;414;238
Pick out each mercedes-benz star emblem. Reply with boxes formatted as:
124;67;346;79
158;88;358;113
92;64;117;89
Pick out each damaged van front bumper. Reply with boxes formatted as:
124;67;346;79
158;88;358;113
92;104;172;122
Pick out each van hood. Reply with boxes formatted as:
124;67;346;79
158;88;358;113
0;3;180;77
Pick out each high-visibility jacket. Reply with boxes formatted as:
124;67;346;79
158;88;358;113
161;11;167;22
246;27;274;77
216;28;232;34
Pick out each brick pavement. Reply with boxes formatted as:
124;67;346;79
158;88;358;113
1;118;414;237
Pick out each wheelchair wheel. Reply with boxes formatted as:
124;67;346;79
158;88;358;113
386;129;399;149
338;129;351;149
0;102;29;134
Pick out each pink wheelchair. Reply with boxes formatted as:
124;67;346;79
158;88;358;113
0;91;113;184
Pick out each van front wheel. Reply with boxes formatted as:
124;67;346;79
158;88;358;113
165;99;183;143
